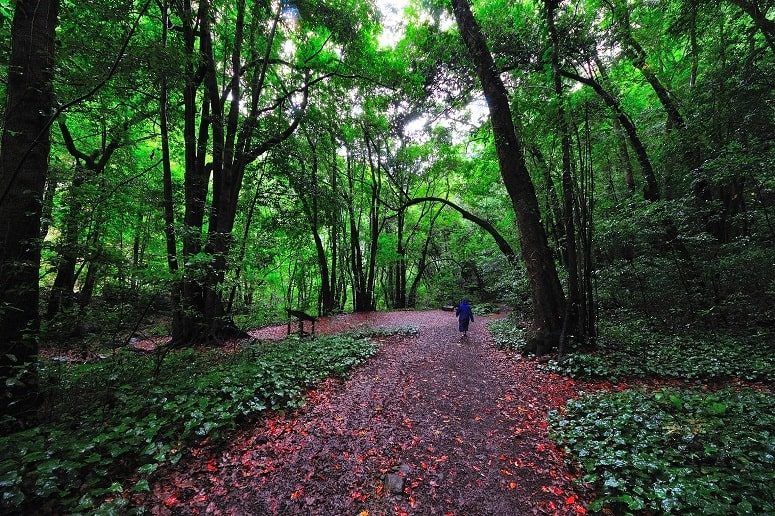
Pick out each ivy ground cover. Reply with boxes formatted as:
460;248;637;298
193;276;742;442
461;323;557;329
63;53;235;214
0;334;378;513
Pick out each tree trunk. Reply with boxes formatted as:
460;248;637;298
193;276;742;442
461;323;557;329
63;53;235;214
159;0;181;321
545;0;581;344
47;164;86;317
527;145;565;261
48;118;129;318
395;208;407;308
39;173;59;239
174;0;211;344
407;207;443;307
452;0;565;334
0;0;60;421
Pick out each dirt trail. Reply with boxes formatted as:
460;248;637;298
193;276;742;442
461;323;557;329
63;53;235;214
149;310;588;515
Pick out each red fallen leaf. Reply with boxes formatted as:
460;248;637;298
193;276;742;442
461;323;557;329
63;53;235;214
574;504;587;514
351;490;369;502
192;494;208;503
375;484;385;496
500;468;513;476
163;495;179;508
508;482;518;490
393;505;410;516
566;495;577;504
408;495;417;508
541;485;564;496
290;487;304;500
535;443;547;452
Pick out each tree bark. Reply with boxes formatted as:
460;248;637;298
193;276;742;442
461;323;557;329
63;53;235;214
48;121;125;317
545;0;581;344
0;0;60;421
447;0;566;333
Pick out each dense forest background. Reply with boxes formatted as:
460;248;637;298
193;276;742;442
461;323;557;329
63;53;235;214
0;0;773;511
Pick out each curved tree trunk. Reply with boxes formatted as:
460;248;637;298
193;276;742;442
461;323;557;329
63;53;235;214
400;196;518;264
560;69;660;201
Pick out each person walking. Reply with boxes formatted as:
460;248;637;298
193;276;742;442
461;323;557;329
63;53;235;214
455;299;474;337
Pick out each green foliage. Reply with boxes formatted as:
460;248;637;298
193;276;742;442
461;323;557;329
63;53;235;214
472;302;500;315
0;336;376;512
344;325;419;339
550;388;775;514
546;317;774;381
489;318;528;352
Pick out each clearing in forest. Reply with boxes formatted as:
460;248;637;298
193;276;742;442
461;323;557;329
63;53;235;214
147;310;589;515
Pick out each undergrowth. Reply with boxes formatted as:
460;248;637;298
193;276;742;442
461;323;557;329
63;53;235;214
550;388;775;514
489;318;528;353
0;335;376;513
545;319;774;382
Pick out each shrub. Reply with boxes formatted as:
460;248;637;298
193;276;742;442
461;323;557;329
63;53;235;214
550;388;775;514
489;318;528;353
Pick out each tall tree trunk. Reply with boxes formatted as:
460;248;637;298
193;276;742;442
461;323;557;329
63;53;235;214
527;145;565;260
305;136;335;315
407;207;443;307
545;0;581;344
451;0;565;334
329;147;340;311
0;0;60;421
159;0;181;322
365;132;381;312
48;120;127;318
174;0;211;343
39;173;59;239
395;208;407;308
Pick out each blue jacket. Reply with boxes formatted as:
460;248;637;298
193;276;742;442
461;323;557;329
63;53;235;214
456;302;474;322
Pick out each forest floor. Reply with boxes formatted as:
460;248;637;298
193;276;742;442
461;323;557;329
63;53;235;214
140;310;593;515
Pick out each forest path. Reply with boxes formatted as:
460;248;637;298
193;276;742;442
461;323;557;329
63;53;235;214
149;310;588;515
